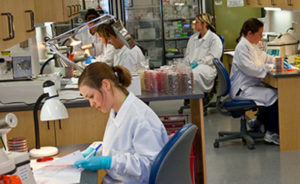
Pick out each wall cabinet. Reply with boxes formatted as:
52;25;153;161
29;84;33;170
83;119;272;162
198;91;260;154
243;0;259;7
1;107;109;149
0;0;35;50
244;0;300;8
281;0;300;9
34;0;81;23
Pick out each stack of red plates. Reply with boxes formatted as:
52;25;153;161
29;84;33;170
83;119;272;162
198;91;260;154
8;137;28;152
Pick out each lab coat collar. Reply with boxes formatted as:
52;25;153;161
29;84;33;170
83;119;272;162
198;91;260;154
116;45;127;55
241;36;255;49
193;29;212;41
109;92;135;128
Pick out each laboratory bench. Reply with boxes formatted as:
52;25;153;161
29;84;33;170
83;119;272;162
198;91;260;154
0;89;206;184
30;144;98;184
262;71;300;151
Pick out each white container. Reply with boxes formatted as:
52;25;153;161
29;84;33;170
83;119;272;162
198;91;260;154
127;74;141;96
267;33;299;58
0;150;15;175
138;28;156;40
8;152;36;184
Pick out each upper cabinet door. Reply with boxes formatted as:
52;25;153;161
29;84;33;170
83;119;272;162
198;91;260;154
269;0;281;7
0;0;35;50
23;0;36;39
243;0;258;7
281;0;300;9
34;0;81;23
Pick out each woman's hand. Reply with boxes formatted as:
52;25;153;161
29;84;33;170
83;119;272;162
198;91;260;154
74;156;112;171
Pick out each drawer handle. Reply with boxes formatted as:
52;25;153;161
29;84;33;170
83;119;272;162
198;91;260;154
25;10;35;32
72;5;77;15
257;0;262;5
77;4;81;13
1;13;15;41
59;120;62;129
271;0;277;6
67;6;72;17
287;0;293;6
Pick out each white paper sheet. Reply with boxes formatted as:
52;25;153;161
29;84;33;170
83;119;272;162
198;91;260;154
32;150;85;184
227;0;244;7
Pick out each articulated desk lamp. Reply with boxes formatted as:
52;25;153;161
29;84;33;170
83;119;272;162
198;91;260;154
29;80;68;158
45;14;135;72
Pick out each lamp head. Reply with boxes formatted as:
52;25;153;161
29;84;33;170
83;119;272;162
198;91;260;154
40;80;68;121
69;37;82;47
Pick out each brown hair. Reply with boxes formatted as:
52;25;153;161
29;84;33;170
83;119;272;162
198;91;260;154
236;18;263;43
196;13;216;33
78;62;132;94
96;23;116;45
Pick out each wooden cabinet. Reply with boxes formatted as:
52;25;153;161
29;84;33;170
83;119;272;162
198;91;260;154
1;107;109;149
244;0;259;7
34;0;81;23
269;0;281;7
281;0;300;9
0;0;35;50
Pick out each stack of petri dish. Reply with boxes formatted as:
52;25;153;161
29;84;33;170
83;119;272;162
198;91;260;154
8;137;28;152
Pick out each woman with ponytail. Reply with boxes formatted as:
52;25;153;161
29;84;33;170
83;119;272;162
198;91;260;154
230;18;279;145
74;62;168;183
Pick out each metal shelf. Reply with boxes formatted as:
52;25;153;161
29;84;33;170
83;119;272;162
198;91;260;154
166;55;184;59
136;38;162;42
126;5;160;10
164;17;195;21
165;37;190;41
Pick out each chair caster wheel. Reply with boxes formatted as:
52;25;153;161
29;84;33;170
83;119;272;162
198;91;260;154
214;141;219;148
247;144;255;150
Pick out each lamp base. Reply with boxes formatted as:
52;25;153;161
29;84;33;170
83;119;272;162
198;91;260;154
29;146;58;158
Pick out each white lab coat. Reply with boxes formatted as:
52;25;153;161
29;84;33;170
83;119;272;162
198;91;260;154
73;25;105;57
185;29;223;92
101;92;169;184
230;36;277;106
93;44;117;65
114;45;145;72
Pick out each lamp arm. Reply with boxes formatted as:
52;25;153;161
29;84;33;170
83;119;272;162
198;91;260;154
45;14;115;72
47;44;84;72
47;14;114;46
33;93;49;149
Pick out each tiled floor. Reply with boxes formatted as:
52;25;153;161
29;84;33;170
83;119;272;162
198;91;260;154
150;100;300;184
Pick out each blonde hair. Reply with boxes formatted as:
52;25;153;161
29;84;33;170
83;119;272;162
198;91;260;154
196;13;215;32
78;62;132;94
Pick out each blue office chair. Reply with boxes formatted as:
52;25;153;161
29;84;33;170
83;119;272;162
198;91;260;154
212;58;264;150
149;123;197;184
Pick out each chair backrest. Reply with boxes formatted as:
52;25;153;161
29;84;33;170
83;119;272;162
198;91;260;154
149;123;198;184
213;58;231;97
217;34;225;62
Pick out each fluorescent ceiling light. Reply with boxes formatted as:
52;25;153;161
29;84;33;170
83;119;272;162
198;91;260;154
264;7;281;11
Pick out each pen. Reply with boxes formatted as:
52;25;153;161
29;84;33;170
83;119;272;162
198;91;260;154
85;144;102;160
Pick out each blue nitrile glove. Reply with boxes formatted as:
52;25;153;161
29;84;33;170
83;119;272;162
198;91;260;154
74;156;112;171
85;56;96;65
284;61;292;69
81;147;96;158
190;62;198;69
